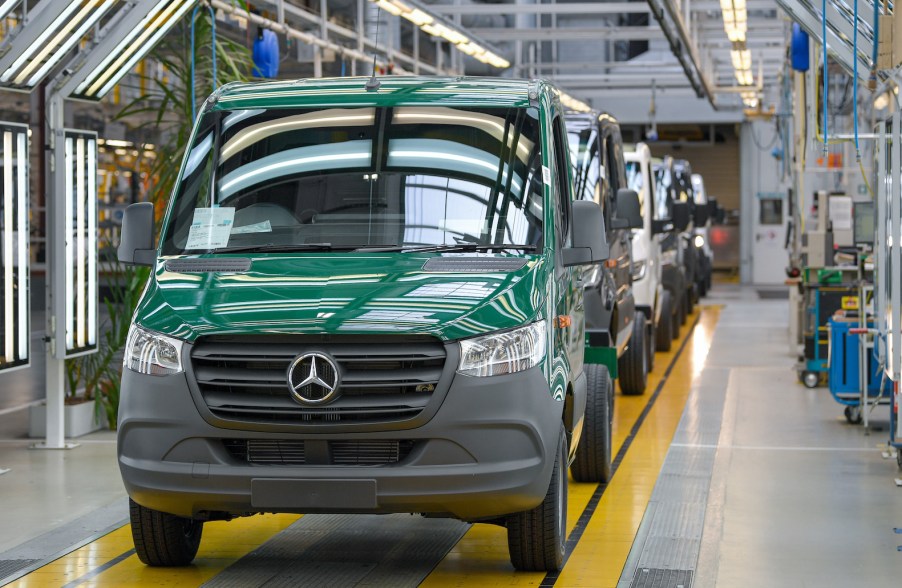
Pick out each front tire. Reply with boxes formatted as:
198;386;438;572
571;364;613;483
507;425;567;571
130;498;203;567
619;311;648;395
656;291;673;352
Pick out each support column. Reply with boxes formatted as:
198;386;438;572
35;91;76;450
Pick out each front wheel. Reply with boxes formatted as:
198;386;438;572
571;364;613;483
619;311;648;395
655;291;673;352
507;425;567;571
130;498;203;566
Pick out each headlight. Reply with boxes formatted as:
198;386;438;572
631;259;647;281
124;325;185;376
458;321;546;377
694;235;705;248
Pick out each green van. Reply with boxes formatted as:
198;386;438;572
117;76;608;572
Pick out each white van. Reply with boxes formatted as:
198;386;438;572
625;143;671;359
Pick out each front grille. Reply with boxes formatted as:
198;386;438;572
191;335;446;425
222;439;415;466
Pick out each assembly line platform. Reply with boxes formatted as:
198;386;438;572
1;286;901;587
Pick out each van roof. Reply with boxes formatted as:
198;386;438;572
210;76;546;110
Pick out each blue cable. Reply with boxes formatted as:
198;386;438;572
853;0;859;157
872;0;879;80
822;0;828;154
190;3;218;121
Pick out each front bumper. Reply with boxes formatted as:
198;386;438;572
118;364;562;522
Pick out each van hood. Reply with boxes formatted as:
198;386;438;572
135;253;548;342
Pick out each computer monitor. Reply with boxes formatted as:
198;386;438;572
853;201;875;245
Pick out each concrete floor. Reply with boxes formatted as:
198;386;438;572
1;284;901;586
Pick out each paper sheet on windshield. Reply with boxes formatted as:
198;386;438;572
186;207;235;249
231;220;272;235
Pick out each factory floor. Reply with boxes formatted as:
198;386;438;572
1;285;901;587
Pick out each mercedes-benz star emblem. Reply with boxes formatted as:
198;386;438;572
287;352;340;405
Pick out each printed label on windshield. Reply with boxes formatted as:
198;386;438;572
185;207;235;249
542;165;551;185
231;220;272;235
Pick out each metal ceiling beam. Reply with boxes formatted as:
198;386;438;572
468;26;664;41
646;0;715;105
429;2;651;15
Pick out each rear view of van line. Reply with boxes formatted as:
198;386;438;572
116;77;611;572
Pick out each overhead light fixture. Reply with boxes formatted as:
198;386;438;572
720;0;747;43
61;130;97;356
0;0;117;89
730;48;751;71
0;0;21;21
73;0;195;99
368;0;510;69
0;122;29;372
557;90;592;113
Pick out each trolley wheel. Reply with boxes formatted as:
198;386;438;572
843;405;862;425
802;371;819;389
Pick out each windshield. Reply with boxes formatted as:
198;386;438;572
160;106;545;255
624;161;645;210
652;165;672;221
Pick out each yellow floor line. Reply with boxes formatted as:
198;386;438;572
555;306;720;587
420;309;718;587
8;514;300;587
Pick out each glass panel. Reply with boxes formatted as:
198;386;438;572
161;106;544;254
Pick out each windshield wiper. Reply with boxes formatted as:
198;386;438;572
354;243;539;253
207;243;338;253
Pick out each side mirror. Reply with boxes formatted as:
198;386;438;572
118;202;156;266
708;198;726;224
563;200;610;266
651;219;674;234
716;206;726;224
671;201;690;232
612;188;643;230
693;201;710;227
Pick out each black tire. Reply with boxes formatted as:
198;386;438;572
698;277;708;298
507;425;567;571
571;364;613;483
618;311;648;395
671;292;682;338
678;290;687;327
656;291;673;352
646;319;655;372
130;498;203;566
685;286;695;318
706;273;713;293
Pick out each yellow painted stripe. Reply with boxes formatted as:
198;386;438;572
8;514;300;587
555;306;720;587
420;308;718;587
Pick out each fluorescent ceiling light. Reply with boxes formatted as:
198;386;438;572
0;0;20;21
369;0;509;69
75;0;195;99
730;49;751;71
557;91;592;113
0;0;116;88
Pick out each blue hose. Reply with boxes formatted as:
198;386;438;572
190;4;218;121
872;0;879;73
822;0;828;153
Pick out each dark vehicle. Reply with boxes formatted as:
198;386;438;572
652;157;693;336
566;112;646;397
